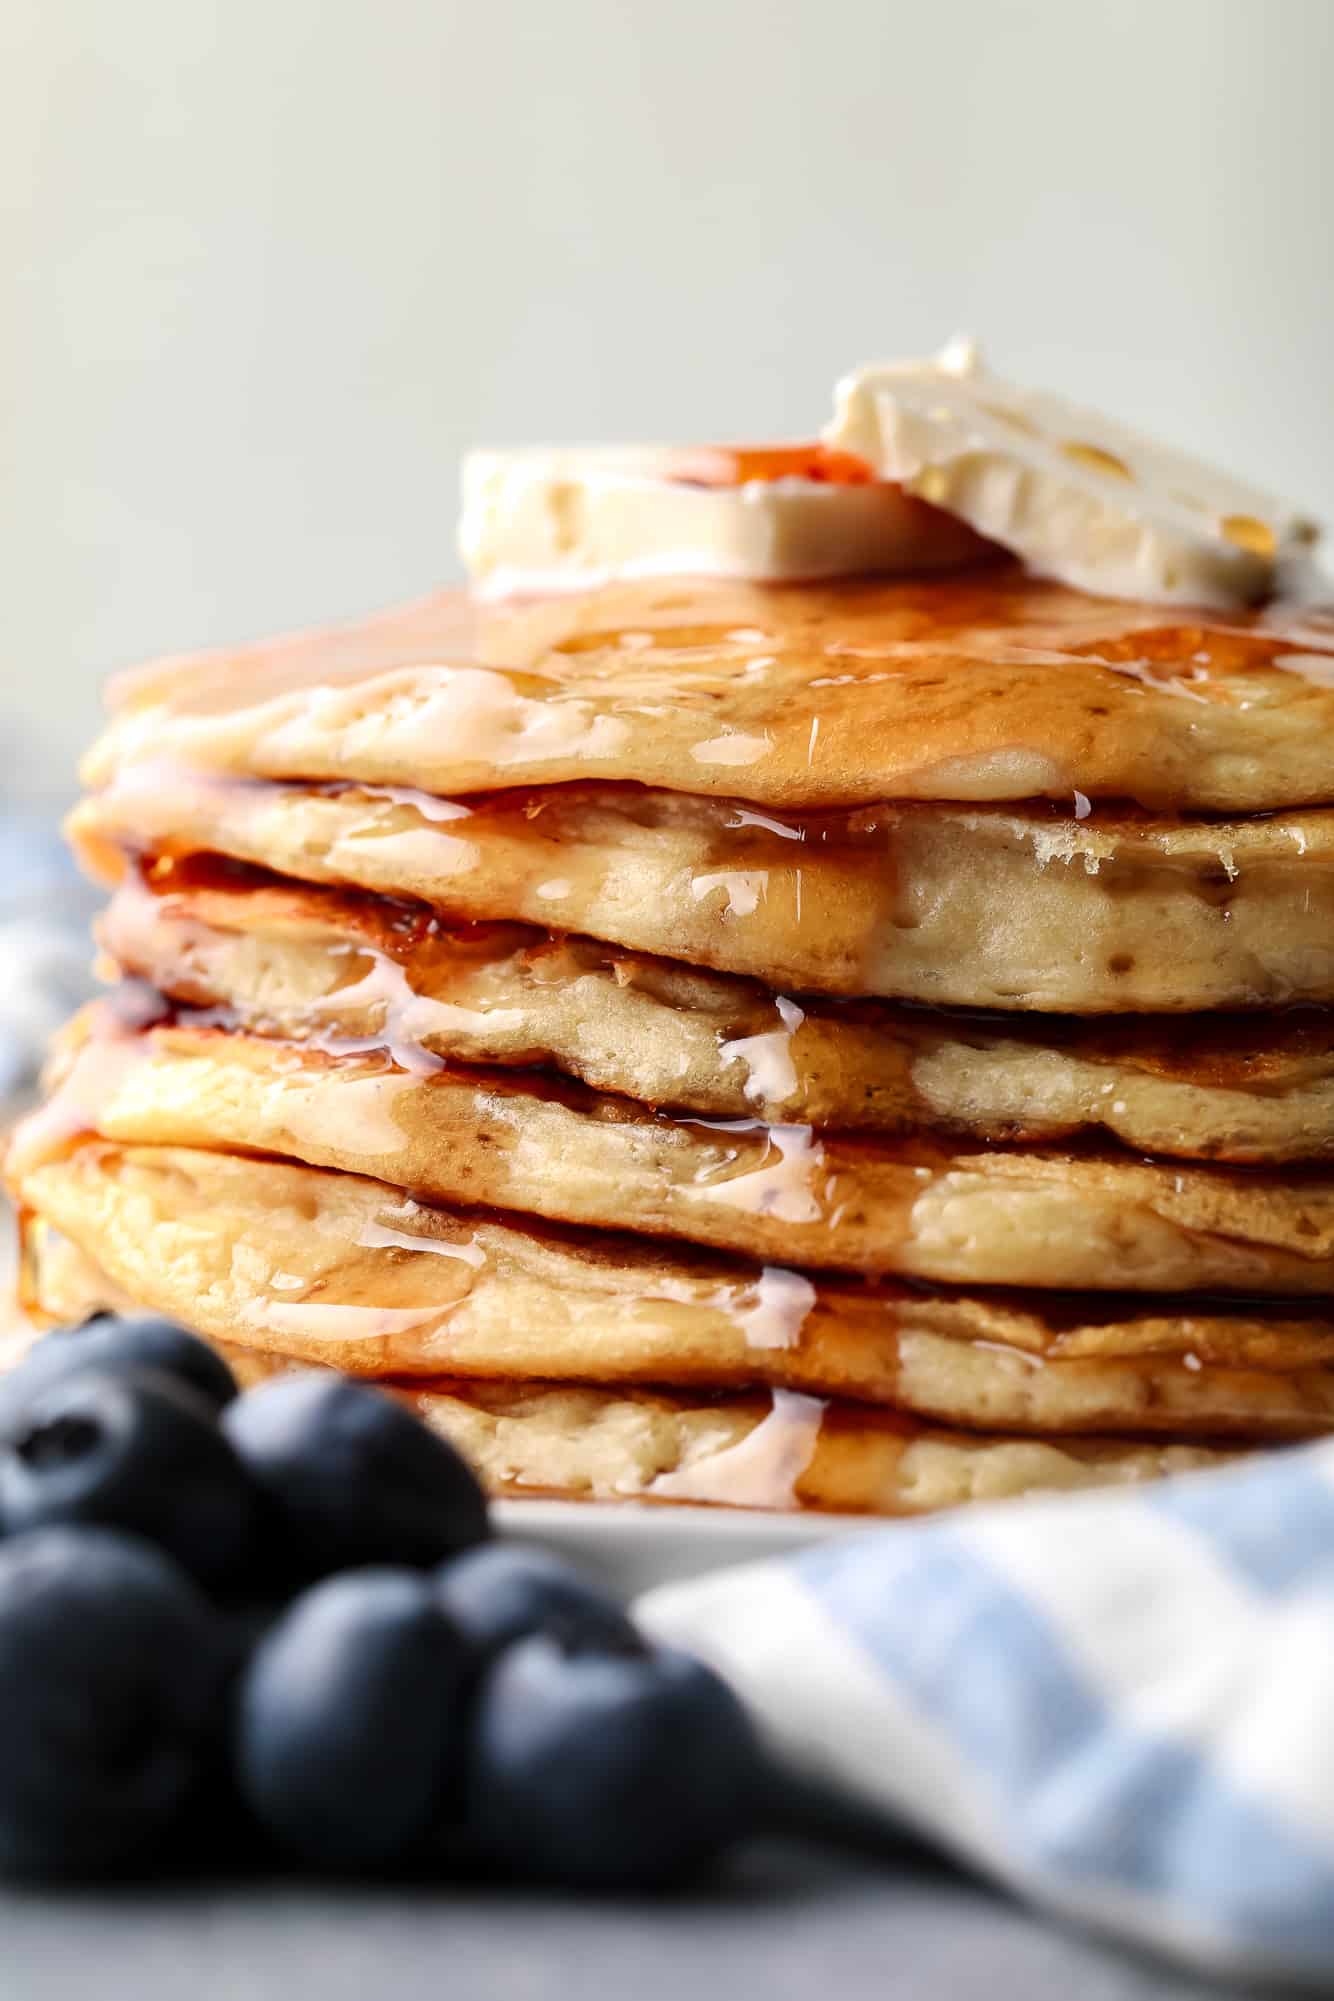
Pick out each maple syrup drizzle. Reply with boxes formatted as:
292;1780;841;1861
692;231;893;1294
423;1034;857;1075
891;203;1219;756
687;870;769;920
689;731;772;769
103;862;539;1085
267;1067;416;1160
116;647;640;775
253;1302;448;1342
729;1266;818;1350
717;995;806;1109
662;443;877;488
647;1261;819;1355
682;1119;828;1227
5;984;167;1181
355;1216;488;1268
647;1388;826;1507
302;946;524;1078
243;1204;492;1344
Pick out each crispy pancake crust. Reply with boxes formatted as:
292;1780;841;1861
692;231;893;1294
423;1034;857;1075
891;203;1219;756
98;864;1334;1162
21;1012;1334;1297
70;777;1334;1011
86;574;1334;811
18;1143;1334;1441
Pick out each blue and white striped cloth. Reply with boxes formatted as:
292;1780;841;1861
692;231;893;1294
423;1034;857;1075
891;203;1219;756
640;1444;1334;1989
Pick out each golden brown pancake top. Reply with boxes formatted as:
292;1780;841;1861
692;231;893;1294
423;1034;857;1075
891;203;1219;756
87;571;1334;812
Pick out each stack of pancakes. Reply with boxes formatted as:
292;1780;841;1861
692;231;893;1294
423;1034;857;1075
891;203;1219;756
10;568;1334;1514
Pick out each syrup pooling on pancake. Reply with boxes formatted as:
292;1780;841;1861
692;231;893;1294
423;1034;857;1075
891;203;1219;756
24;1013;1334;1297
70;772;1334;1010
100;863;534;1079
97;863;1334;1161
82;573;1334;814
680;1118;829;1227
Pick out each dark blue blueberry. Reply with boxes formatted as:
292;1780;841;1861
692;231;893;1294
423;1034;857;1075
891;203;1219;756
0;1528;232;1875
0;1316;237;1437
223;1374;488;1583
435;1543;636;1657
463;1628;766;1887
234;1568;472;1869
0;1368;259;1589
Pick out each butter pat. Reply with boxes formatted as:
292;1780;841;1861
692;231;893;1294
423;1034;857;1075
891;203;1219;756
825;338;1320;608
459;445;983;595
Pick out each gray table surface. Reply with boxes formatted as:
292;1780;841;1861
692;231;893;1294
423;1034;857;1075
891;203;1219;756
0;1845;1272;2001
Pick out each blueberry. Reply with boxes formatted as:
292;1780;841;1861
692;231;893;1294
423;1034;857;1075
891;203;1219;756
235;1568;473;1869
223;1374;488;1583
464;1629;767;1887
0;1369;259;1589
0;1528;232;1875
0;1316;237;1437
435;1544;636;1657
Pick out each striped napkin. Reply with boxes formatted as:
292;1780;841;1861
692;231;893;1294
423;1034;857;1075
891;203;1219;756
640;1444;1334;1989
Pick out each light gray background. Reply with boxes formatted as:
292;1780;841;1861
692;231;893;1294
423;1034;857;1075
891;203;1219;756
3;0;1333;796
0;13;1328;1987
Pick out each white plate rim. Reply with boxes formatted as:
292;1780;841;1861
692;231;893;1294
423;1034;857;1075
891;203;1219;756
493;1497;882;1599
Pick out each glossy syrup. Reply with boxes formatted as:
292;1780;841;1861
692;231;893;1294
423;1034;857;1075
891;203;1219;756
88;570;1334;826
5;983;167;1181
647;1388;828;1508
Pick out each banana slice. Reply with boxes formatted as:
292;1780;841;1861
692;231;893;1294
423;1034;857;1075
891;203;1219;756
824;337;1320;609
459;442;986;595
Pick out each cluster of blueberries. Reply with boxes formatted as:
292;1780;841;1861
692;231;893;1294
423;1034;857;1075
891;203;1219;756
0;1316;774;1886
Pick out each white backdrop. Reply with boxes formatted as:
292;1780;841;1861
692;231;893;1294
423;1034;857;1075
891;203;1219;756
3;0;1332;794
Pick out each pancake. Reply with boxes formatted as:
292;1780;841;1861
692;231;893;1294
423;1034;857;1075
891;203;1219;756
86;573;1334;812
207;1345;1251;1515
5;1240;1244;1515
19;1142;1334;1441
70;776;1334;1012
21;1008;1334;1297
98;861;1334;1162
